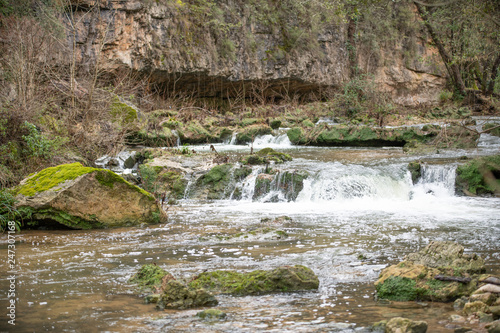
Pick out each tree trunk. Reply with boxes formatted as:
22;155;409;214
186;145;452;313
487;54;500;95
347;15;357;78
414;2;467;96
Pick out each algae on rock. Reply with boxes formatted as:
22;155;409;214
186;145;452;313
188;265;319;295
375;241;484;302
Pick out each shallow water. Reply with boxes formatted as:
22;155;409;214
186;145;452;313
1;143;500;332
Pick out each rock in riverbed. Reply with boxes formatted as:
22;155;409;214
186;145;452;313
15;163;165;229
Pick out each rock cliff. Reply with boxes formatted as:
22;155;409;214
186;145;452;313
66;0;445;105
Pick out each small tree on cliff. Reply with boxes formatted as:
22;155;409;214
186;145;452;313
412;0;500;100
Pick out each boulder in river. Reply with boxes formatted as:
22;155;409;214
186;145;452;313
385;317;428;333
455;154;500;197
375;241;484;302
188;265;319;295
15;163;165;229
129;264;218;310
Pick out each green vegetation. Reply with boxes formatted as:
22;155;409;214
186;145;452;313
456;155;500;196
129;264;170;288
188;265;319;296
16;163;96;197
376;276;421;301
0;189;32;232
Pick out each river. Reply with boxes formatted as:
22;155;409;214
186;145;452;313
1;129;500;332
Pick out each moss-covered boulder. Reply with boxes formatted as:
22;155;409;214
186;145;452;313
188;265;319;296
241;148;292;165
158;280;218;310
456;155;500;197
375;242;484;302
385;317;428;333
190;163;252;200
15;163;164;229
129;264;218;310
138;164;188;200
194;163;233;200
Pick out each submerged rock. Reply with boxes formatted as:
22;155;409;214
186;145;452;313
15;163;164;229
375;241;484;302
188;265;319;296
385;317;428;333
196;309;227;320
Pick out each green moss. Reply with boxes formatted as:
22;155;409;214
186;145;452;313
196;309;226;320
456;155;500;195
201;164;232;185
110;96;138;124
188;265;318;296
408;162;422;184
32;207;102;229
16;163;97;197
287;127;304;144
376;276;422;301
129;264;169;288
270;119;282;129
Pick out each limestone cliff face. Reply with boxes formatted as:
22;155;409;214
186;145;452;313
67;0;445;105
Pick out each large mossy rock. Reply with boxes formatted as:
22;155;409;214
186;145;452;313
188;265;319;295
15;163;164;229
375;241;484;302
455;155;500;197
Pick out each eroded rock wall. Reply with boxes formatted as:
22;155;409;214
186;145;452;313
66;0;445;105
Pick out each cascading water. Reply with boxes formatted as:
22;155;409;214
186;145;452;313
252;134;292;148
171;129;181;147
412;163;456;198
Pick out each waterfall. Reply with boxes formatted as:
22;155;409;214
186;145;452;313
172;130;181;147
412;164;456;197
296;163;412;202
252;134;292;148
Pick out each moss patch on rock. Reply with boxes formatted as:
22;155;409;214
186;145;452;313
375;242;484;302
188;265;319;296
158;280;218;310
456;154;500;196
129;264;170;288
241;148;292;165
16;162;96;197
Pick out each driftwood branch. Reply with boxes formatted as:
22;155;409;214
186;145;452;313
435;275;471;284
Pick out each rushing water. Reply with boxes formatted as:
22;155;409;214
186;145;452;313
1;138;500;332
